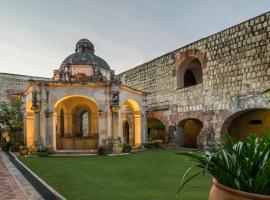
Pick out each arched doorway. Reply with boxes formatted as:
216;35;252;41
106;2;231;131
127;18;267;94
177;57;202;88
222;109;270;141
55;96;99;150
60;109;64;137
121;99;141;146
123;121;130;144
72;106;91;137
177;118;203;148
147;118;166;143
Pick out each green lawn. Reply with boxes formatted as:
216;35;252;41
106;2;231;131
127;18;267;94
19;150;211;200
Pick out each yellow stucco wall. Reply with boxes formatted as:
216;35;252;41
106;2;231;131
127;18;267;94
183;119;202;148
229;109;270;140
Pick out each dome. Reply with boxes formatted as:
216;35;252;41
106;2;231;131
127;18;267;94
61;39;110;70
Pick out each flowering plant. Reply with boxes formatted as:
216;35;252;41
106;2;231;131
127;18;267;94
36;145;49;152
1;132;10;143
19;146;29;151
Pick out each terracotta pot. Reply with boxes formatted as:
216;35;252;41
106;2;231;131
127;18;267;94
209;178;270;200
19;149;29;156
0;143;10;151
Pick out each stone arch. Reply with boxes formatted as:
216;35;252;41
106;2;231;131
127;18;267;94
121;98;140;112
147;117;166;143
121;99;141;146
176;57;203;88
54;95;100;110
71;105;92;137
221;108;270;141
177;118;203;148
54;95;99;150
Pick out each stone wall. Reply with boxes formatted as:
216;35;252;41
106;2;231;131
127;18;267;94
119;11;270;148
0;73;49;105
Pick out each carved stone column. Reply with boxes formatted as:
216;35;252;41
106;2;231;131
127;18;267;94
33;108;41;145
111;106;120;140
98;111;108;146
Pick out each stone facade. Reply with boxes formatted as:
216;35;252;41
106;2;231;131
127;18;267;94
1;12;270;150
119;11;270;148
0;73;49;106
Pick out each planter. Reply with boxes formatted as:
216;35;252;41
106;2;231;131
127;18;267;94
19;149;29;156
143;142;154;149
153;140;163;148
209;178;270;200
0;143;10;151
37;152;48;156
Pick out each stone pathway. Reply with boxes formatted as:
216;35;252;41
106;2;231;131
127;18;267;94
0;152;28;200
0;151;43;200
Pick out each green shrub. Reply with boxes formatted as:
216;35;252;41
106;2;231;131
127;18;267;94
98;146;108;155
178;133;270;195
122;144;132;153
36;145;49;152
10;142;21;152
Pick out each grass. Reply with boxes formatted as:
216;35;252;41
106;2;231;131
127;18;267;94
19;150;211;200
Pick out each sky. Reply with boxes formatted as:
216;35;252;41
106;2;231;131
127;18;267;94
0;0;269;78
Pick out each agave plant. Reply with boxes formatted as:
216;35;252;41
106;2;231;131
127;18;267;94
262;88;270;104
178;133;270;195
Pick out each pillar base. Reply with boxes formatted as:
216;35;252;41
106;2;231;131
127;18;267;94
112;140;122;154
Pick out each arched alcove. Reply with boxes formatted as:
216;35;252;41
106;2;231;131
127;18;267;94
177;57;202;88
147;118;166;143
221;109;270;140
55;96;99;150
177;118;203;148
121;99;141;146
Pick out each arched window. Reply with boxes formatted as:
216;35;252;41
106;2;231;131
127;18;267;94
60;109;64;137
177;58;202;88
184;69;197;87
73;107;90;137
81;111;89;137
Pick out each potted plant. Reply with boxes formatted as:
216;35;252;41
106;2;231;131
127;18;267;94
36;145;49;156
153;139;163;148
19;146;29;156
0;141;10;151
143;142;154;149
122;143;132;153
178;133;270;200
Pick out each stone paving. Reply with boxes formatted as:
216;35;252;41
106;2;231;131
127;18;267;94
0;151;43;200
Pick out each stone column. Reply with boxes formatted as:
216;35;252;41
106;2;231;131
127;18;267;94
133;112;142;147
111;106;122;153
98;111;108;146
45;111;54;148
198;112;215;150
118;111;123;143
141;110;147;144
33;108;41;146
111;106;120;140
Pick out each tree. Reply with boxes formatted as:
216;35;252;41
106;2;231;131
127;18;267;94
0;102;23;143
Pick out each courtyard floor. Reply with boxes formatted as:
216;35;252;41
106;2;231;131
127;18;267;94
19;150;211;200
0;151;43;200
